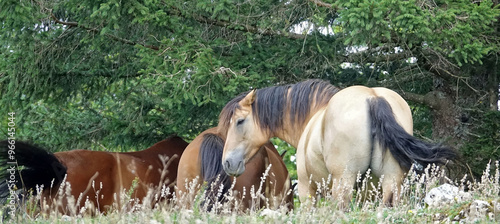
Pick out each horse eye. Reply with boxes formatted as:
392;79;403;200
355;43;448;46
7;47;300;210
236;118;245;126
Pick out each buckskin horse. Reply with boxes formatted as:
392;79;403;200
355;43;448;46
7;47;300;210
0;136;188;214
176;125;293;212
220;79;456;207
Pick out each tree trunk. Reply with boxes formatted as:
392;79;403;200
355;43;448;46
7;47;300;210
427;92;460;144
488;65;499;111
402;90;461;146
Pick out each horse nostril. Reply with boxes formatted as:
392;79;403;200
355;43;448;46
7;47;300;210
225;160;230;169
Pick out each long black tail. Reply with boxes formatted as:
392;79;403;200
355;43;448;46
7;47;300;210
368;97;457;172
0;141;67;203
199;134;231;210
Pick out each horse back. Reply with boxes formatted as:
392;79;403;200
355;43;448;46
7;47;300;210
125;136;188;164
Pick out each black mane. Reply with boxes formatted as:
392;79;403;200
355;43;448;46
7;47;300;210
219;79;340;134
199;133;230;211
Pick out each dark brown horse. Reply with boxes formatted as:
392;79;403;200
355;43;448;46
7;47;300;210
0;136;188;214
176;127;293;212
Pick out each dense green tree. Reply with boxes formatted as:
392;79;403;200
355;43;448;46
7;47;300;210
0;0;498;177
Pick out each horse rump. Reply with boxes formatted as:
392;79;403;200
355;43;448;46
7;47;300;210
0;140;67;204
368;97;457;172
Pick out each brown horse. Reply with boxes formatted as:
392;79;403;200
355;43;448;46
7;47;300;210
220;79;456;208
0;136;188;214
176;127;293;212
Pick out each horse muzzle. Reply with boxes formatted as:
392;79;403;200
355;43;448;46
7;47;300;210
223;149;246;177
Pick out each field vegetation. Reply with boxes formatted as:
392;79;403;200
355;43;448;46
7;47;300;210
2;163;499;223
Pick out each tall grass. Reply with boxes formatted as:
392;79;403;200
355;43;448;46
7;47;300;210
1;162;499;223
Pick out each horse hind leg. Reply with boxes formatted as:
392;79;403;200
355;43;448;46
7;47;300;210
380;171;404;206
371;144;405;206
321;145;371;210
322;138;372;209
330;172;358;210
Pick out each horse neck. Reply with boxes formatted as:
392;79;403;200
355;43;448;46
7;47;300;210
272;123;302;148
273;106;323;148
258;83;334;148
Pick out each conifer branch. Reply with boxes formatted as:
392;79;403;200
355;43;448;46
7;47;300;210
191;14;306;40
51;14;159;51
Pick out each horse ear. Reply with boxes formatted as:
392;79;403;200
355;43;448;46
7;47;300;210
240;89;256;107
